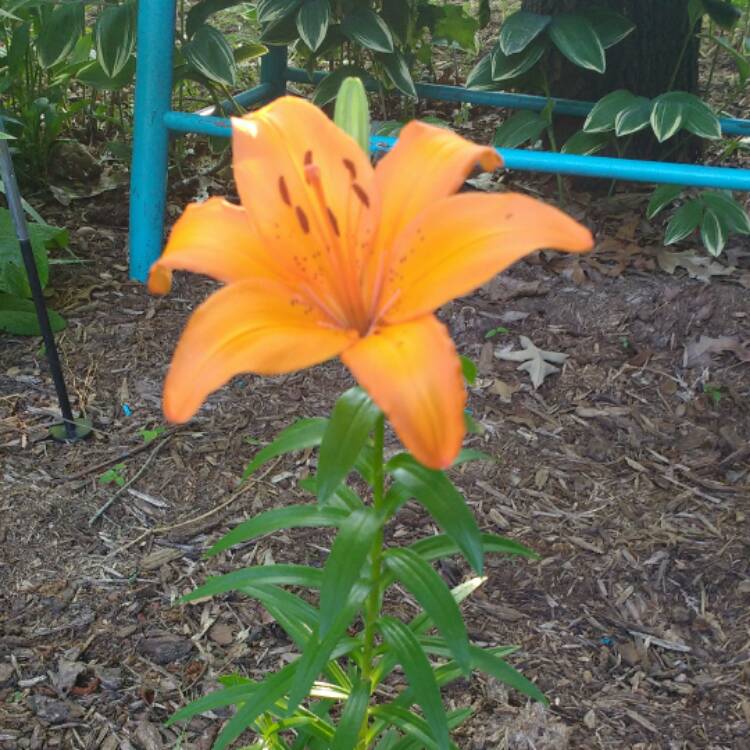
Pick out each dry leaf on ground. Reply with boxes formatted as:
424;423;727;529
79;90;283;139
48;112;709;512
657;249;735;282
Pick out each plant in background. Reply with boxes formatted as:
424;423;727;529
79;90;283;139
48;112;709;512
647;185;750;256
147;84;593;749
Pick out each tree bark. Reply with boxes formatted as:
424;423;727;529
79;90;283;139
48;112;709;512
521;0;700;159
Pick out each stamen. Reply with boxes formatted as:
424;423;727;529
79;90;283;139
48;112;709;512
304;150;314;166
278;176;291;206
327;207;340;237
352;183;370;208
295;206;310;234
342;158;357;180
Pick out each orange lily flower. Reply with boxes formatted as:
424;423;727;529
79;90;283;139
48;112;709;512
149;96;593;469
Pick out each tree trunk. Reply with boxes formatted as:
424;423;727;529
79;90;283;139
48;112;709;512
522;0;700;159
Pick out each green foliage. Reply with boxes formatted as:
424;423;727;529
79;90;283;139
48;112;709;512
649;187;750;256
172;389;543;748
99;463;127;487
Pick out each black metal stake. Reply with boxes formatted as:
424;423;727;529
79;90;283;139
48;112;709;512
0;136;86;442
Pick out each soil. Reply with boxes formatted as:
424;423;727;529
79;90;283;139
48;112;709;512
2;46;750;750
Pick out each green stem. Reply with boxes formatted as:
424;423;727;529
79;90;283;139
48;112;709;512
667;27;693;92
358;414;385;749
540;71;566;205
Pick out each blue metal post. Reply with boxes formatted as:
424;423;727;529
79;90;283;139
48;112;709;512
129;0;177;282
261;45;288;99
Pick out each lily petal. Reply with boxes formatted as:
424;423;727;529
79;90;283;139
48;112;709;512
342;316;465;470
373;121;501;254
381;193;594;323
231;97;378;327
163;279;358;422
148;198;274;294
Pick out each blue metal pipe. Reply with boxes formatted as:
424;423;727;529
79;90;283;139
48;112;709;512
285;66;750;138
164;110;233;137
129;0;177;282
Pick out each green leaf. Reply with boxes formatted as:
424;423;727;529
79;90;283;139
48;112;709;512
371;703;447;750
341;8;394;53
701;191;750;234
297;0;330;51
681;95;721;140
409;532;538;563
453;448;491;467
206;505;348;557
650;93;685;142
664;199;704;244
186;0;248;38
75;57;136;91
320;508;381;635
0;293;65;336
37;2;84;69
614;97;652;136
317;388;380;503
647;185;685;219
470;646;547;704
493;111;547;149
313;66;369;107
377;51;418;98
331;680;370;750
465;54;494;89
702;0;742;29
384;549;471;673
183;24;237;87
432;6;478;52
378;617;450;750
386;454;483;574
95;3;136;79
257;0;303;26
287;584;368;712
548;14;605;73
234;41;269;63
167;681;263;725
708;34;749;84
241;417;328;481
583;89;636;133
181;564;323;602
458;355;477;385
561;131;609;155
700;209;727;256
241;584;317;648
580;9;635;49
498;11;550;56
491;37;545;81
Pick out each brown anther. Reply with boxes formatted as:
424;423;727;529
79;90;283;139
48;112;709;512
327;208;340;237
295;206;310;234
278;176;291;206
304;150;314;166
342;158;357;180
352;183;370;208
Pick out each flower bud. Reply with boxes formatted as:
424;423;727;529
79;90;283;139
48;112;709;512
334;77;370;155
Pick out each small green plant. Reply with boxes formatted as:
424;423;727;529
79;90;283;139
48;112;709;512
139;425;166;445
99;463;127;488
703;382;723;405
647;186;750;256
485;326;510;340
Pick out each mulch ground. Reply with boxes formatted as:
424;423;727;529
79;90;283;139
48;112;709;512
1;135;750;750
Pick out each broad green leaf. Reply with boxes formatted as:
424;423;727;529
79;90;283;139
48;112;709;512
384;549;471;673
96;3;136;79
313;66;369;106
382;0;414;44
465;54;494;90
187;0;248;38
287;584;368;713
409;532;538;563
700;209;727;256
37;3;84;69
378;617;450;750
387;454;483;574
583;89;636;133
297;0;330;51
0;293;66;336
664;199;704;245
548;14;605;73
650;93;685;142
432;6;478;52
341;8;394;53
493;111;547;149
320;508;381;635
371;703;448;750
581;9;635;48
682;95;721;140
234;41;269;64
377;51;418;98
452;448;492;467
459;355;477;385
206;505;348;557
317;387;380;503
183;24;237;87
0;209;67;298
498;11;550;56
471;646;547;704
561;131;609;155
709;34;749;84
701;191;750;234
75;57;136;90
702;0;742;29
257;0;303;26
491;37;545;81
331;680;370;750
241;417;327;481
182;564;323;602
614;97;652;136
648;184;685;219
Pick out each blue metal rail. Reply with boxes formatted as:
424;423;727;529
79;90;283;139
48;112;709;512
129;8;750;282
